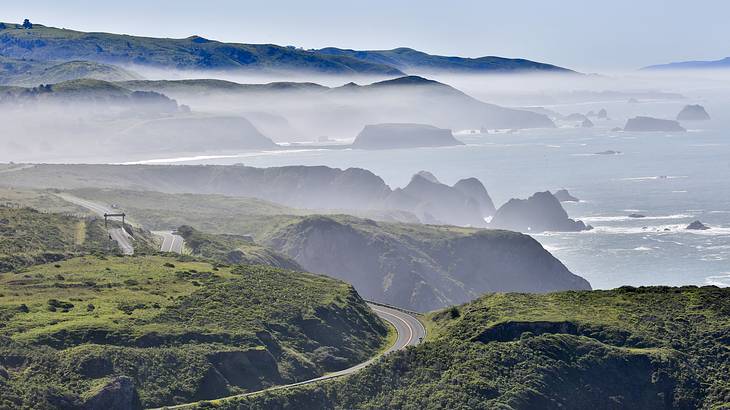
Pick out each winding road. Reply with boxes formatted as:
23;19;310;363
56;193;135;255
148;303;426;410
54;193;426;408
56;193;184;255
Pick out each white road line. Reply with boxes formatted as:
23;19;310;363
371;307;415;346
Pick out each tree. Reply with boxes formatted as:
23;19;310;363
22;19;32;29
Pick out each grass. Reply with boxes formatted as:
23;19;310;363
0;23;402;75
223;286;730;410
0;255;388;408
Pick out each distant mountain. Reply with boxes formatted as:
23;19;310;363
643;57;730;70
0;57;141;86
119;75;556;139
0;22;575;77
0;23;403;75
316;47;575;74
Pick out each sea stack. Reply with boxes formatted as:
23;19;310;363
686;220;710;230
624;116;686;132
676;105;710;121
352;123;464;149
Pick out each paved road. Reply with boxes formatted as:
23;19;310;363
110;228;134;255
148;303;426;409
152;231;184;253
56;193;135;255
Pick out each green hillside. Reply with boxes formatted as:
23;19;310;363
316;47;575;73
0;255;388;408
0;206;155;272
0;57;140;86
177;225;301;270
223;286;730;409
0;23;402;75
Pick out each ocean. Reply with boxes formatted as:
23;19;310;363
123;97;730;290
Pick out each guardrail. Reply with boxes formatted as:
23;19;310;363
365;299;424;317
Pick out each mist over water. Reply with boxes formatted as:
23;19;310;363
114;71;730;290
3;69;730;290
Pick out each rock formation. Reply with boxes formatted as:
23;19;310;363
352;123;464;149
553;189;579;202
490;191;591;233
676;104;710;121
624;116;686;132
686;220;710;230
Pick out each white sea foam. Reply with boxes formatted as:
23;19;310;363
580;214;693;223
120;149;333;164
617;175;689;181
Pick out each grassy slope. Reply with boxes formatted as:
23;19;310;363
0;206;155;272
66;188;303;239
316;47;574;73
0;57;140;86
0;24;402;75
224;286;730;410
177;225;301;270
0;255;387;408
263;215;590;311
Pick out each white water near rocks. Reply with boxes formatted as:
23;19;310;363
109;97;730;291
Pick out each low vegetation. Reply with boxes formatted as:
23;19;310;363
0;255;387;408
0;206;156;272
177;225;301;270
225;286;729;409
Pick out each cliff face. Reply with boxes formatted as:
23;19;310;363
352;123;463;149
490;191;589;232
386;173;491;227
265;215;591;312
2;165;496;228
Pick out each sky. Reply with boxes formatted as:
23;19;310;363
2;0;728;72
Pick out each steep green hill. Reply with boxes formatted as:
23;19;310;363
263;215;590;311
0;255;387;408
0;23;402;75
177;225;301;270
224;286;730;409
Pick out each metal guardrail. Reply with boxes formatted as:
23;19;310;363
365;299;424;317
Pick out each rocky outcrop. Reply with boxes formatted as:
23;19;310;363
597;108;608;119
581;118;594;128
676;104;710;121
553;189;579;202
352;123;463;149
385;172;494;226
82;376;142;410
265;215;591;311
686;220;710;230
624;116;686;132
453;177;497;217
490;191;590;232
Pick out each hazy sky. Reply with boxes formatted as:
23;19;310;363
2;0;728;71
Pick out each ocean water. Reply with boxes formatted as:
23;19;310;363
131;98;730;290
